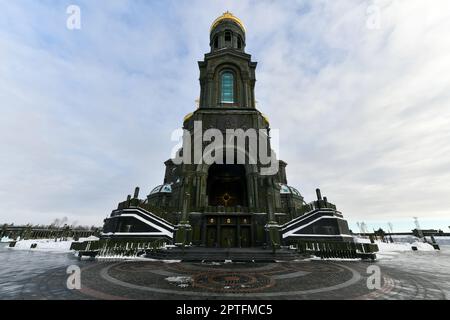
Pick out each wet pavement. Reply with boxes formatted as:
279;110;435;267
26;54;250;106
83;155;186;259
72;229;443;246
0;243;449;300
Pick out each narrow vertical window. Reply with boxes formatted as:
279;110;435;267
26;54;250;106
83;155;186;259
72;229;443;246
237;37;242;49
221;72;234;103
225;31;231;42
214;36;218;49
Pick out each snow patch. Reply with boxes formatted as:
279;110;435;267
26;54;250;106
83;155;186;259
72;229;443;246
95;256;149;261
95;256;181;263
143;258;181;263
9;237;99;252
82;236;100;241
1;237;14;243
165;276;192;288
411;241;435;251
354;236;436;253
11;239;73;252
310;256;360;262
202;261;222;265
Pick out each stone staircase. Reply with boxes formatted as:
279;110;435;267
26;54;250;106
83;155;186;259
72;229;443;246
145;247;305;262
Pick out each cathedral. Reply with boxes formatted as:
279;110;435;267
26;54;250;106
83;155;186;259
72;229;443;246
102;12;352;247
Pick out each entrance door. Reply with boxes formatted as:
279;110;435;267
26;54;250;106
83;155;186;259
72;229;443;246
206;227;217;247
220;227;236;248
240;227;251;247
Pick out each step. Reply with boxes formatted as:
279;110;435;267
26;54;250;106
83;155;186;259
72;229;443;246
144;248;302;262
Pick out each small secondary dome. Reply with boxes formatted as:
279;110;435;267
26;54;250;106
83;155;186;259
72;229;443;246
149;184;172;195
279;184;301;196
184;112;193;122
261;113;270;125
210;11;246;33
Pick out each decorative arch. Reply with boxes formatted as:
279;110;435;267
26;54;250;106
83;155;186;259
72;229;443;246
194;144;258;208
195;144;258;175
214;63;244;107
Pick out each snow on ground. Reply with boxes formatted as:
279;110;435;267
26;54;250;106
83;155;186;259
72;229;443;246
94;256;149;262
1;237;14;243
83;236;100;241
309;257;360;262
389;235;450;246
5;234;443;259
377;241;434;252
9;236;99;252
202;261;225;265
11;239;73;252
354;236;436;253
165;276;192;288
95;256;181;263
302;238;437;261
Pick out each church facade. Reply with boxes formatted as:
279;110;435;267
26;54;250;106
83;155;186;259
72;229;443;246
101;12;352;247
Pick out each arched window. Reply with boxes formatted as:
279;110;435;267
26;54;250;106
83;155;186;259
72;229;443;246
221;72;234;103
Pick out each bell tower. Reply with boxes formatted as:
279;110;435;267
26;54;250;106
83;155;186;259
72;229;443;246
171;12;284;248
198;11;257;109
181;12;275;217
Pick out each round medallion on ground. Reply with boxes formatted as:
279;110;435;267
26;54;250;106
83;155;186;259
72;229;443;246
193;272;275;293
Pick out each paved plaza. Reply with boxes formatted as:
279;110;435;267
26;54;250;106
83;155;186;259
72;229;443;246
16;259;449;300
2;244;449;300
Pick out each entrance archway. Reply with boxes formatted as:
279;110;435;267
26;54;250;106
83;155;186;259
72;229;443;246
206;164;247;207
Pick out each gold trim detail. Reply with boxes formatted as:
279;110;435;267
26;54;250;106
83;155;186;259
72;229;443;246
183;112;193;122
210;11;245;33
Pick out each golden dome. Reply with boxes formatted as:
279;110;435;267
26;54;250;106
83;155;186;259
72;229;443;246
261;113;270;124
183;112;193;122
210;11;246;33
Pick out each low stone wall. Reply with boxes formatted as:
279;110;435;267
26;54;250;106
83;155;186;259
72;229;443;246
70;238;167;258
293;240;379;260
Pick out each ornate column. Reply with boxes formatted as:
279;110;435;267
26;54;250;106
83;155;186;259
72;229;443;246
246;172;254;208
207;72;214;106
199;173;208;208
242;73;249;108
264;177;281;248
195;171;208;210
175;178;192;246
253;174;259;209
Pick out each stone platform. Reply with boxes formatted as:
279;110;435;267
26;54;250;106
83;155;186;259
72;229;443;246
145;247;305;262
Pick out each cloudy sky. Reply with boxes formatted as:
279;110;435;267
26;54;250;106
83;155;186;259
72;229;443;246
1;0;449;232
